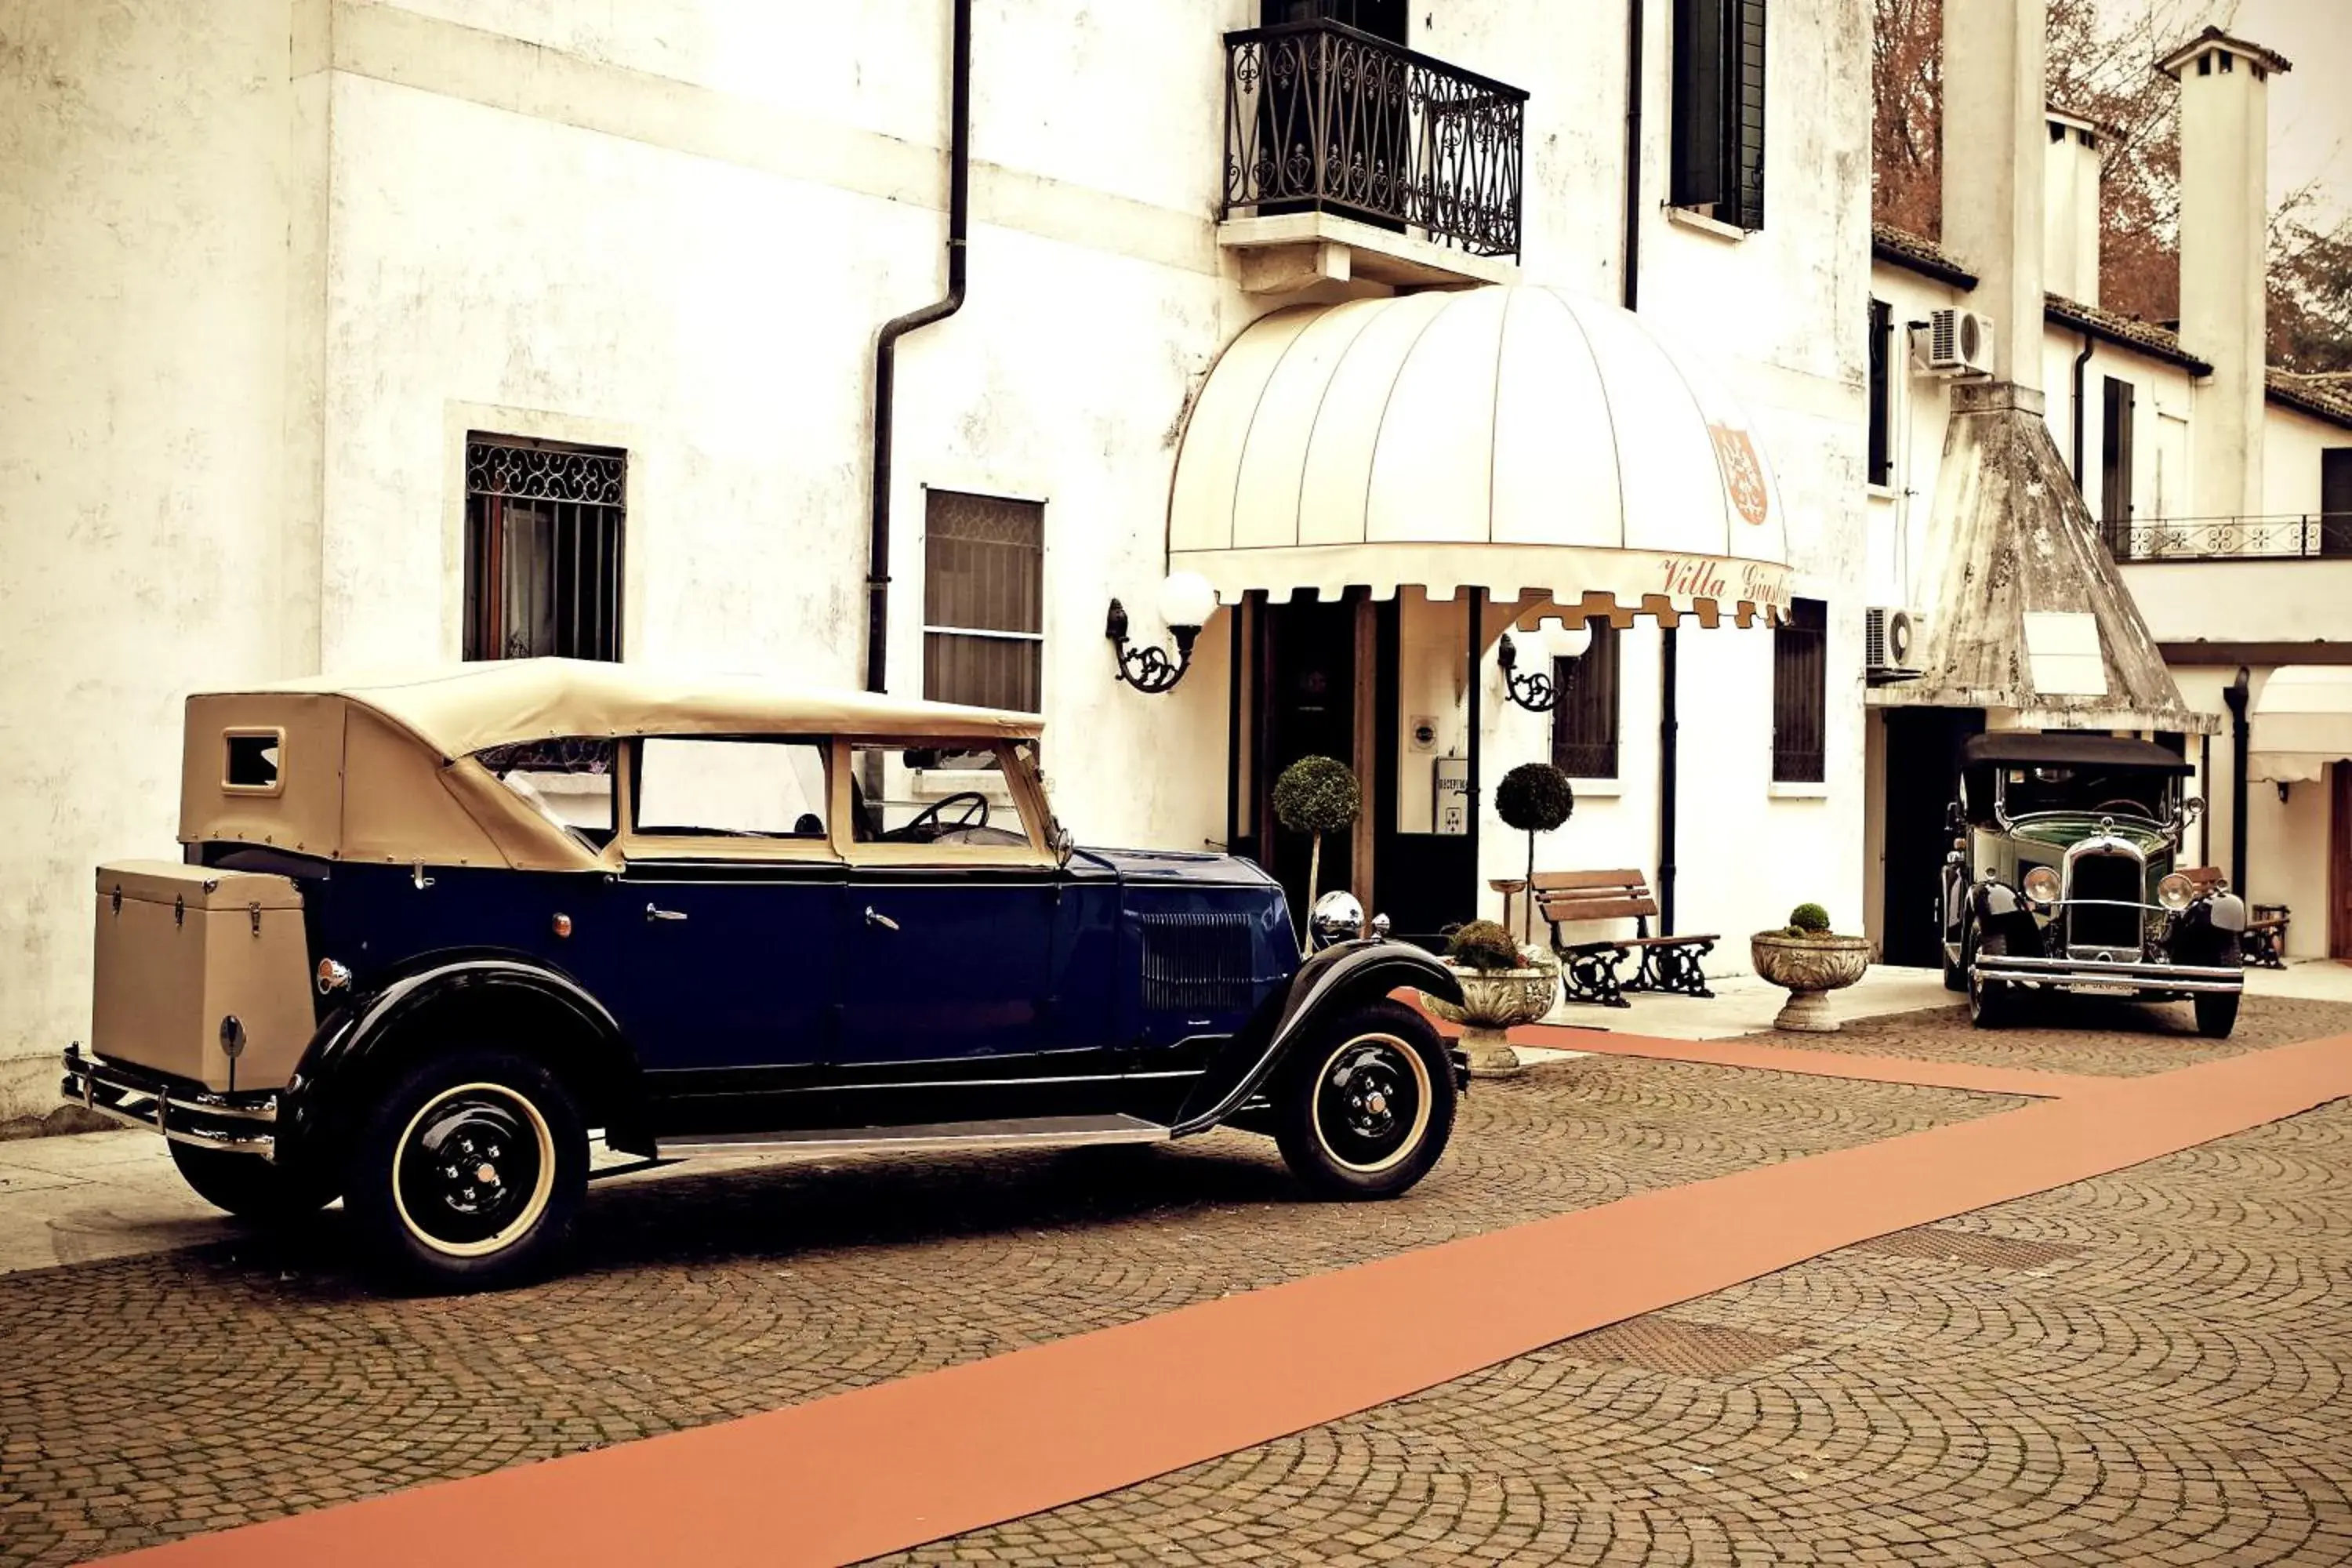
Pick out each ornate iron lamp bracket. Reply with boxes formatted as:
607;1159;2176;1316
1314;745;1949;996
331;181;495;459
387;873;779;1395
1497;632;1564;713
1106;600;1200;695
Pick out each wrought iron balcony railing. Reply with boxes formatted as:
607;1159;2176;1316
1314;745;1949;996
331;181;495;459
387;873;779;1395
1221;20;1528;262
2107;514;2352;563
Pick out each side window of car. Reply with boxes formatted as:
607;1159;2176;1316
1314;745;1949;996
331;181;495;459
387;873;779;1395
848;741;1033;850
634;739;829;840
478;738;618;848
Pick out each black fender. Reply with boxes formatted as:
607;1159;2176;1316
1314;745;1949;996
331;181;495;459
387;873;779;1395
2171;894;2249;964
281;955;644;1155
1966;880;2043;956
1171;941;1461;1137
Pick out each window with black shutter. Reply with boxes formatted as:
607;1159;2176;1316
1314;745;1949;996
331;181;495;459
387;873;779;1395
1771;597;1826;784
2321;448;2352;557
463;435;626;662
923;489;1044;713
2101;377;2136;555
1671;0;1766;231
1867;299;1893;488
1550;617;1620;779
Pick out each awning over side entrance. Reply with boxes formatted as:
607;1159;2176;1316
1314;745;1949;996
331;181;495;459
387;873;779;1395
2249;666;2352;782
1167;286;1793;626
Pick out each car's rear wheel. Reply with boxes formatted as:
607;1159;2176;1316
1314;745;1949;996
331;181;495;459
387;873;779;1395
1275;1000;1456;1200
1968;930;2016;1029
169;1142;338;1223
346;1049;587;1292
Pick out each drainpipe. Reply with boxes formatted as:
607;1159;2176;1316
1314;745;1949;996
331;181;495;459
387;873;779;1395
866;0;972;693
2070;332;2094;487
1621;0;1678;927
2224;667;2251;894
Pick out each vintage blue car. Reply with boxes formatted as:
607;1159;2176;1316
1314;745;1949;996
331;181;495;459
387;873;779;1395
64;661;1465;1289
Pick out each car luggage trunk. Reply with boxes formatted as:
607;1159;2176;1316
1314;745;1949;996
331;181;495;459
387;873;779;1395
90;861;314;1092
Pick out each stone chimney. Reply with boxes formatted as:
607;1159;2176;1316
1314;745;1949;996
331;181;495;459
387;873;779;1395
1941;0;2046;394
2161;28;2292;523
2042;111;2102;307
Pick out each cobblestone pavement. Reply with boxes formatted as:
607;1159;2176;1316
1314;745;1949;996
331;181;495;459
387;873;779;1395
1737;990;2352;1078
0;1054;1997;1566
4;998;2349;1566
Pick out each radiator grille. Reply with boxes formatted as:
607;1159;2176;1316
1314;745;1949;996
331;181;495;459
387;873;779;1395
2067;850;2146;951
1138;913;1259;1014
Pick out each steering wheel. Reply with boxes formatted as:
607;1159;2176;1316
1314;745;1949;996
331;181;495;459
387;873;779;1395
891;790;990;842
2090;799;2148;818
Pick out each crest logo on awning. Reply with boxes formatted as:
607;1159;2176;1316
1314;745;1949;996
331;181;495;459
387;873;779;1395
1709;426;1770;527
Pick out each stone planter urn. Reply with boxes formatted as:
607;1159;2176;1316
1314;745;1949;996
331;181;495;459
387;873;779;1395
1750;931;1875;1033
1423;947;1559;1078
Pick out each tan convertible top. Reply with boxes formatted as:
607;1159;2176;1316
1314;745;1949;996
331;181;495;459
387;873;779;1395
180;660;1043;872
201;659;1043;758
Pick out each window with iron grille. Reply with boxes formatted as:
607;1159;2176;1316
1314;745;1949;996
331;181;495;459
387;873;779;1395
1670;0;1767;231
923;489;1044;713
1550;616;1620;779
1867;299;1893;487
2323;448;2352;557
463;435;626;662
1772;597;1827;784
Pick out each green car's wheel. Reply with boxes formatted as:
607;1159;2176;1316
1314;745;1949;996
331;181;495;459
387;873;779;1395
1968;930;2016;1029
2194;937;2243;1039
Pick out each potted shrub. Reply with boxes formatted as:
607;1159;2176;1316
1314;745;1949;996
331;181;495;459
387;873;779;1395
1495;761;1575;944
1751;903;1875;1033
1421;919;1559;1078
1272;754;1361;949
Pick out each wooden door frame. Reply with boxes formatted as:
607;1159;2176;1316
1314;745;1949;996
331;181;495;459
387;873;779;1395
2332;761;2351;960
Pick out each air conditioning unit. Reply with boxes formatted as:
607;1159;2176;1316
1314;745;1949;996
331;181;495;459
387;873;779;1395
1911;310;1996;378
1866;606;1923;684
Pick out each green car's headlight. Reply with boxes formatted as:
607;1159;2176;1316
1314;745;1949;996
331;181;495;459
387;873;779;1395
2157;872;2194;911
2022;866;2060;906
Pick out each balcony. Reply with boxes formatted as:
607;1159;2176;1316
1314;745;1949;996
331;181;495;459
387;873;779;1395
2108;514;2352;563
2111;515;2352;649
1220;20;1528;293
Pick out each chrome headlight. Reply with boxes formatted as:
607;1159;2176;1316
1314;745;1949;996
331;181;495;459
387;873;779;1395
315;957;353;995
2021;866;2060;906
2156;872;2194;911
1309;891;1366;948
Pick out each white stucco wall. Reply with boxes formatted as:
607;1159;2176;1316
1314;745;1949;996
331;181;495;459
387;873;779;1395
0;0;1878;1116
0;0;297;1120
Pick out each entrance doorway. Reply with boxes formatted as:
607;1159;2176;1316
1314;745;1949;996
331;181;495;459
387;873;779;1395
2332;762;2352;960
1879;707;1985;969
1240;593;1481;949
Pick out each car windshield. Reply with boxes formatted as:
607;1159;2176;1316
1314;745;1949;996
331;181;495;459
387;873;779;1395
1997;764;2172;822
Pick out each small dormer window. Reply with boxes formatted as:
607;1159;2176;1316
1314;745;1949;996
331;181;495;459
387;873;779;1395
2198;53;2212;75
2219;50;2234;71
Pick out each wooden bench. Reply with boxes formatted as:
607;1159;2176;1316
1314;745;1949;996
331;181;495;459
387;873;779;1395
1531;869;1719;1007
2181;867;2290;968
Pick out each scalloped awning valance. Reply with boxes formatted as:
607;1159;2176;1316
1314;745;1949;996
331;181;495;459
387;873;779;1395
1167;285;1792;626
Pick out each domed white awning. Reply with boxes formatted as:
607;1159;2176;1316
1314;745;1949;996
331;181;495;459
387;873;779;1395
1168;285;1792;626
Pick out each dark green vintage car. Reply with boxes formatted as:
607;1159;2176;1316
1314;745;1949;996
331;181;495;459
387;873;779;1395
1939;734;2247;1037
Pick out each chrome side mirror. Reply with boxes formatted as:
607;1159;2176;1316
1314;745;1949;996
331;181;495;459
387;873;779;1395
1309;891;1365;949
2183;795;2205;824
1051;822;1076;869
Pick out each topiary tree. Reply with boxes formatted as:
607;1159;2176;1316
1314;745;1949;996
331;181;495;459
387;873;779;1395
1788;902;1832;936
1496;761;1575;943
1272;754;1361;940
1444;920;1523;973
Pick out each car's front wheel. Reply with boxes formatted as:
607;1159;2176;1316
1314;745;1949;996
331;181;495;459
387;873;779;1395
169;1142;338;1223
346;1049;587;1292
1968;930;2016;1029
2194;937;2243;1039
1274;1000;1457;1200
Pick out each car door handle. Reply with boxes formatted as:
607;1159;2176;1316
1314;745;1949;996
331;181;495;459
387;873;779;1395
644;902;689;923
864;906;899;931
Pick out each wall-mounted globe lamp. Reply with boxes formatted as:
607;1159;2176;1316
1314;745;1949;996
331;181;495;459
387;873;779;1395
1496;618;1593;713
1107;571;1218;695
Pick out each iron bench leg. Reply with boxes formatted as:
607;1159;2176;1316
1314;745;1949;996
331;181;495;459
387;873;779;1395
1627;939;1715;999
1555;941;1630;1008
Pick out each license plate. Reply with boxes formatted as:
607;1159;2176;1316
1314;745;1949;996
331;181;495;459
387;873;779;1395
2068;982;2136;996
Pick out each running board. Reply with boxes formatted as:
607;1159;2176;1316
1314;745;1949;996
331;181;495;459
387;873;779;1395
657;1113;1172;1159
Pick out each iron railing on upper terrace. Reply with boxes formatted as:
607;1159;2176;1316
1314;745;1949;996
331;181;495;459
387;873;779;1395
1221;20;1528;262
2107;514;2352;563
